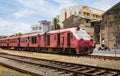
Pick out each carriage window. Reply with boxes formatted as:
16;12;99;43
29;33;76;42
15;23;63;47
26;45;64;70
21;38;27;42
31;37;37;44
75;31;91;38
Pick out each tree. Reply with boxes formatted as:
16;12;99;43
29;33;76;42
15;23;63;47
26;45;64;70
15;32;22;36
53;17;60;30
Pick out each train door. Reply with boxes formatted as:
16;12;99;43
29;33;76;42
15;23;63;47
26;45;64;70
27;37;29;47
47;34;50;46
61;34;64;47
57;33;60;46
44;33;47;46
67;33;70;47
38;35;41;47
18;38;20;47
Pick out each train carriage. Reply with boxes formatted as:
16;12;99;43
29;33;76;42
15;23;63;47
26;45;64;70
20;35;29;50
0;38;9;49
29;34;39;48
8;36;20;49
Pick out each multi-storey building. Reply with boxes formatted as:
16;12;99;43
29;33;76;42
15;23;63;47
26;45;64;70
31;20;52;33
100;2;120;49
57;5;104;28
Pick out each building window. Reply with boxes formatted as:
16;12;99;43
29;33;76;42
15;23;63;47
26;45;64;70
87;13;90;17
86;19;90;23
33;27;35;30
39;27;42;30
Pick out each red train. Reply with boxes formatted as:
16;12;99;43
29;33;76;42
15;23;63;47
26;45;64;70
0;27;94;55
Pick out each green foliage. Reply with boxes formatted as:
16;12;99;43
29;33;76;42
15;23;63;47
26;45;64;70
53;17;60;30
15;32;22;36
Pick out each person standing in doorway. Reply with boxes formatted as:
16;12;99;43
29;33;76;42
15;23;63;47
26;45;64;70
114;42;118;56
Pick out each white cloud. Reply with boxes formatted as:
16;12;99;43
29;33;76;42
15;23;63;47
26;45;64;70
16;0;59;18
53;0;77;9
16;0;77;18
13;9;35;18
0;18;31;36
90;0;120;11
17;0;45;8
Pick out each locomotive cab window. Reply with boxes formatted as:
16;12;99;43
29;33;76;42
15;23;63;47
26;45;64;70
75;31;91;38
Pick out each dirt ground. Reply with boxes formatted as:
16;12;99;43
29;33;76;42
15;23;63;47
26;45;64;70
0;64;31;76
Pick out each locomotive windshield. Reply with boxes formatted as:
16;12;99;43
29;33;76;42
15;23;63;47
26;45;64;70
75;31;91;38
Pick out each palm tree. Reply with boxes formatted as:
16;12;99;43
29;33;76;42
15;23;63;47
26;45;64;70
53;17;60;30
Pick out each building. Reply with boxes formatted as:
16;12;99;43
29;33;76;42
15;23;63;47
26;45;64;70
62;15;94;37
62;15;91;28
31;20;53;33
57;5;104;28
92;20;101;44
100;2;120;49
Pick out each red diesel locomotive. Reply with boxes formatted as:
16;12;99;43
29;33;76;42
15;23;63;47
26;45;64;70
0;27;94;55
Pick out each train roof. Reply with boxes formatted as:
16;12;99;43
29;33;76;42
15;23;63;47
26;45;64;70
20;32;45;37
20;34;38;37
8;36;20;39
0;37;9;40
47;27;81;34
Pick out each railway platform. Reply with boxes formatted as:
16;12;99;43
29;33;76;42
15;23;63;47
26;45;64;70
93;49;120;57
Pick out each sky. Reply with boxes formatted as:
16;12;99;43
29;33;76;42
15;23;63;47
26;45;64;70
0;0;120;36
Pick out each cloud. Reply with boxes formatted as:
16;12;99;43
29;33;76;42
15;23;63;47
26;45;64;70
0;18;31;36
53;0;77;9
90;0;120;11
13;9;35;18
1;0;120;36
16;0;59;18
16;0;77;17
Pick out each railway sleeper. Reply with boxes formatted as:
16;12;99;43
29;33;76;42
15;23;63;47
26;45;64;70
72;67;87;71
92;70;106;75
81;69;95;73
107;71;120;76
65;66;80;70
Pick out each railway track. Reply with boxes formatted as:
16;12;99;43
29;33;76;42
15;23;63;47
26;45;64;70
0;52;120;76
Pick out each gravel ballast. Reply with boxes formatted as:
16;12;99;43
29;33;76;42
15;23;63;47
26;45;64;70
0;49;120;70
0;63;31;76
